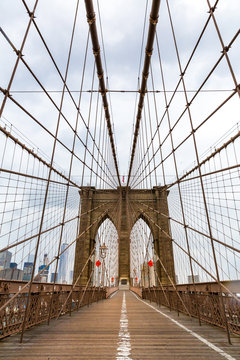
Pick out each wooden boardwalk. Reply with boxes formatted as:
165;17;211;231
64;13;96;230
0;291;240;360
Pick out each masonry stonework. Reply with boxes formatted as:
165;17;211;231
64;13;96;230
73;186;175;286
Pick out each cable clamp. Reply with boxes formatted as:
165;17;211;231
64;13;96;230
0;88;9;96
221;45;230;54
145;48;153;57
142;71;149;80
87;14;96;25
93;48;100;57
15;50;23;57
149;15;159;25
27;11;36;19
208;6;216;13
98;72;103;80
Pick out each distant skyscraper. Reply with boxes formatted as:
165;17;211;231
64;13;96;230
39;254;49;282
188;275;200;284
43;253;49;266
28;254;34;263
0;268;23;280
58;243;68;283
10;262;17;269
0;251;12;269
23;262;34;281
50;272;58;283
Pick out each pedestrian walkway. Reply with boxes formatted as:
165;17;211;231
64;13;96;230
0;291;239;359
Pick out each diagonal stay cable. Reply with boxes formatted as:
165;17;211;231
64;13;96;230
127;0;161;187
84;0;121;187
129;0;222;188
0;88;115;189
17;0;118;187
0;27;117;189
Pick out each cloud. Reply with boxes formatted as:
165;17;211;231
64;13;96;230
0;0;239;279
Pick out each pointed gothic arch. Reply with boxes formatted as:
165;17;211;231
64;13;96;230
93;217;119;287
73;186;175;286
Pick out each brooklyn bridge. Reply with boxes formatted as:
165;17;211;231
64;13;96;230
0;0;239;358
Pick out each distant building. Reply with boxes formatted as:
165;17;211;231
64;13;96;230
0;251;12;269
28;254;34;263
0;268;23;281
69;270;73;283
58;243;68;283
23;262;34;281
34;274;41;282
50;272;58;283
10;262;17;269
188;275;200;284
39;265;49;282
39;254;49;282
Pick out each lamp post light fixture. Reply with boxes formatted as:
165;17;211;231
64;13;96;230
133;267;137;286
100;242;108;259
100;242;108;287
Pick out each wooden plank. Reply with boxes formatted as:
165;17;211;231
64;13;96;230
128;292;240;359
0;291;239;359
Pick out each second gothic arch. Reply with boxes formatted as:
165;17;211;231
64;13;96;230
73;186;175;285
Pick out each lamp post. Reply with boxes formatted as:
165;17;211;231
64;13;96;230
133;267;137;286
100;242;108;286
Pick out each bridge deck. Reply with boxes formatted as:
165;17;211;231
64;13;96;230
0;291;239;360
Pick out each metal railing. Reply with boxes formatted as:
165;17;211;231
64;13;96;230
0;280;106;339
142;281;240;336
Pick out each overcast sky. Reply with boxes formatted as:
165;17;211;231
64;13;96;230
0;0;239;181
0;0;239;283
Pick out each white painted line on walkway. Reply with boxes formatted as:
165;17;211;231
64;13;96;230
109;290;119;299
116;291;132;360
131;291;236;360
